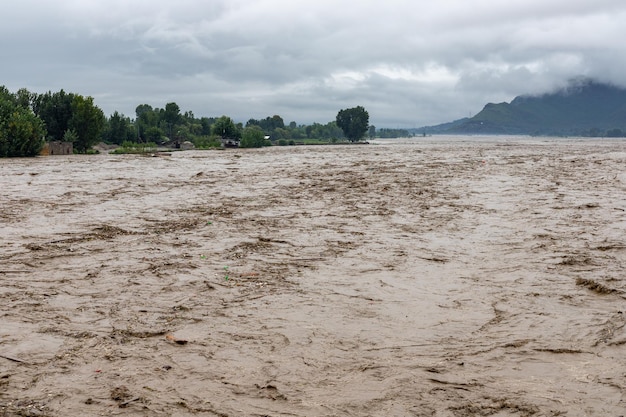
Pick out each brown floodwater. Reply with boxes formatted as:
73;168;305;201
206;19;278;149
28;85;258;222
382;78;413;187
1;136;625;416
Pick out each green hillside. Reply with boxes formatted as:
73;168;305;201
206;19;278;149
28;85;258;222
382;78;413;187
445;79;626;136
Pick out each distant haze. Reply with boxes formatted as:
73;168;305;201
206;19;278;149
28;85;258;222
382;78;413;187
3;0;626;127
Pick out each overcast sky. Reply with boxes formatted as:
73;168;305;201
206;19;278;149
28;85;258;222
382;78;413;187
2;0;625;127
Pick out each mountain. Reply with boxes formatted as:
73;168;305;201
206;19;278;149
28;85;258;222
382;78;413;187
410;118;469;135
425;78;626;136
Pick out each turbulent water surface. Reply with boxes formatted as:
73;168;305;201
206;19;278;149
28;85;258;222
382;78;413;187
1;136;625;416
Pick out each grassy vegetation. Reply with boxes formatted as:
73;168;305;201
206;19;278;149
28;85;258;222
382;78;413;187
274;138;334;146
192;135;223;149
110;141;158;154
107;137;360;153
299;138;333;145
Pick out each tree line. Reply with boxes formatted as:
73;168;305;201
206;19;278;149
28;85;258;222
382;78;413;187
115;104;351;148
1;85;380;157
1;87;104;157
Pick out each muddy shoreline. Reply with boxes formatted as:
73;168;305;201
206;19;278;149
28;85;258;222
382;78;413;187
1;137;625;416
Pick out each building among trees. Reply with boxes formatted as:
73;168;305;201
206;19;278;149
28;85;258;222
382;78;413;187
41;141;73;155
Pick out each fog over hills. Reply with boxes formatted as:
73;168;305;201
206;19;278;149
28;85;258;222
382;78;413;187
418;78;626;136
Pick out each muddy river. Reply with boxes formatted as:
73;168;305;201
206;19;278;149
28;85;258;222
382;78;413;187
1;137;625;416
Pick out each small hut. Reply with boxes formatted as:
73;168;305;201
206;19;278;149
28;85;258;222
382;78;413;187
41;141;73;156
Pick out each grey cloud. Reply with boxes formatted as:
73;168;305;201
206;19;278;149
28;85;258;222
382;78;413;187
3;0;626;127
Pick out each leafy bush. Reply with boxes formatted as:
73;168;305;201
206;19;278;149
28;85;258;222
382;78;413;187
0;107;45;157
63;128;78;143
111;141;157;154
192;135;222;149
240;126;266;148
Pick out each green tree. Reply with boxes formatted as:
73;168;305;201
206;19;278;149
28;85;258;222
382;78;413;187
378;128;411;138
135;104;154;120
272;127;290;140
3;110;46;157
135;104;158;142
245;115;286;139
15;88;36;110
245;118;260;128
336;106;369;142
0;87;45;157
63;128;79;143
103;111;135;144
69;95;105;153
212;116;241;139
163;102;182;138
268;115;284;131
240;125;266;148
164;102;181;126
199;117;215;136
144;126;164;143
33;90;74;141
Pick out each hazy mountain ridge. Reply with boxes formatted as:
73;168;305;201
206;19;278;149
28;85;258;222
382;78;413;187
420;79;626;136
